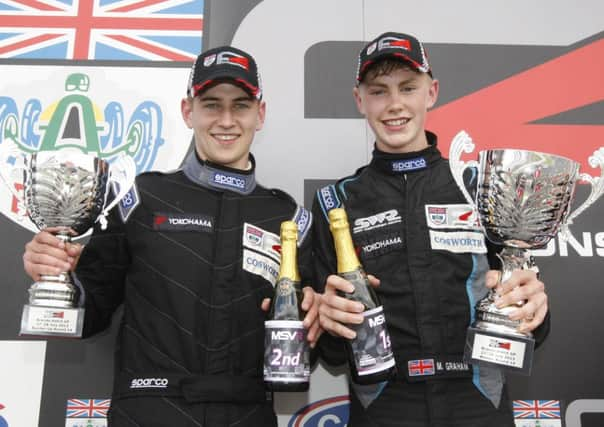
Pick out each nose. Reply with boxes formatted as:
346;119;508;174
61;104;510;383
387;91;405;113
217;109;235;127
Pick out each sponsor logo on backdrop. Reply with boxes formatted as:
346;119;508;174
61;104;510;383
66;399;110;426
0;342;46;426
0;67;190;232
0;1;203;61
531;232;604;258
66;399;111;418
513;400;561;427
0;403;8;427
288;396;350;427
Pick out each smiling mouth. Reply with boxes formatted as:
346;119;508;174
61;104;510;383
383;118;410;126
212;134;239;142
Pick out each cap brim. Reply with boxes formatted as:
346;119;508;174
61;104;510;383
358;52;431;83
191;68;259;98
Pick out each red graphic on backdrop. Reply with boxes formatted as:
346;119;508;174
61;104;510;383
429;37;604;173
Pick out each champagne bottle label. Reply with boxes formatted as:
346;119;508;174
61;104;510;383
349;306;395;376
263;320;310;383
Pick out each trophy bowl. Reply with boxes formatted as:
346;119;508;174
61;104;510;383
24;150;112;309
0;146;135;337
449;131;604;374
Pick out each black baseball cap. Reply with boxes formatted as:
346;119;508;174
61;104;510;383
356;32;432;84
186;46;262;99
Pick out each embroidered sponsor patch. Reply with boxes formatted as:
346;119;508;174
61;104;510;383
317;184;341;219
292;206;312;246
130;377;169;389
359;233;403;259
408;359;435;377
243;223;281;261
211;171;247;190
153;213;213;232
425;204;479;229
391;157;427;172
429;230;486;253
243;249;279;286
113;182;140;223
353;209;402;234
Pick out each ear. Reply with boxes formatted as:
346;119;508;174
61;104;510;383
426;78;439;109
256;100;267;131
353;86;365;115
181;97;193;128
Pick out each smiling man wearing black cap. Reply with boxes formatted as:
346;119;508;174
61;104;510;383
312;32;551;426
22;46;320;426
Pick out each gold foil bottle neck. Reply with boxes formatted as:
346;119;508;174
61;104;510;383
328;208;362;273
278;221;300;282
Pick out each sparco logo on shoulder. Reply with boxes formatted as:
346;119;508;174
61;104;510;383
130;378;169;389
353;209;402;233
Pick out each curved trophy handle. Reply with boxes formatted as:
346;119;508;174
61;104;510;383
97;154;136;230
449;130;479;207
0;143;27;201
559;147;604;241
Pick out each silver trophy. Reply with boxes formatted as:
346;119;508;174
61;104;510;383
0;147;135;337
449;130;604;374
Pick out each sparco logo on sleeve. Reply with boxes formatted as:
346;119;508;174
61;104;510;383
353;209;402;233
153;213;213;232
130;378;169;389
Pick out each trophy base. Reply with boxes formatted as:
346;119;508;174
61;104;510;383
20;304;84;338
464;323;534;375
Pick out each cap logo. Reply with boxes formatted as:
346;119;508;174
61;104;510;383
217;51;249;70
203;54;216;67
366;42;377;55
378;36;411;52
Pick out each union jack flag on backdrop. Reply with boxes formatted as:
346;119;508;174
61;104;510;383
513;400;561;419
66;399;111;418
0;0;203;61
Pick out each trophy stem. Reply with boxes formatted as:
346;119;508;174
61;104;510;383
29;232;78;308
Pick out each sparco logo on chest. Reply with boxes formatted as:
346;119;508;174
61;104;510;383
353;209;402;233
130;378;169;388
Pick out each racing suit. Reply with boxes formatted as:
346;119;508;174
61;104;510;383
312;131;550;427
75;151;313;427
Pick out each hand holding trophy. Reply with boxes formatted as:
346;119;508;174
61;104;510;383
0;145;135;337
449;130;604;374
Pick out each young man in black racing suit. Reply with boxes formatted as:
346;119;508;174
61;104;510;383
313;32;550;427
22;46;320;427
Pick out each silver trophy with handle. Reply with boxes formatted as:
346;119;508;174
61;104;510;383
449;130;604;374
0;146;135;337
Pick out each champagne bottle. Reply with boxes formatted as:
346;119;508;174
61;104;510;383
328;208;395;384
263;221;310;391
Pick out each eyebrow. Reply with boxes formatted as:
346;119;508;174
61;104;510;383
366;76;419;88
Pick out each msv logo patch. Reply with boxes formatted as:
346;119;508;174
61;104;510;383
288;395;349;427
